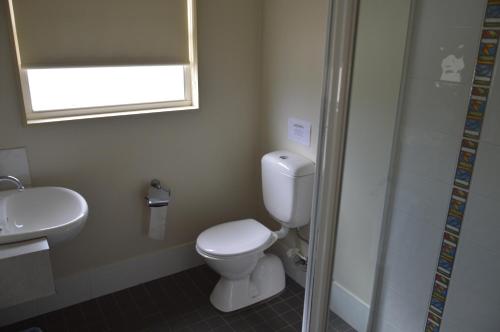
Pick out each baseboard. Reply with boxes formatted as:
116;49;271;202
269;239;370;332
0;241;204;327
330;281;370;332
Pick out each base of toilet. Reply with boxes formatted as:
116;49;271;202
209;254;285;312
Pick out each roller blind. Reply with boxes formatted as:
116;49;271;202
10;0;190;67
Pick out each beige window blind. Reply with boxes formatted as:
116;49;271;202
10;0;190;67
7;0;198;124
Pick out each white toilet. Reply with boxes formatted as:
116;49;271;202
196;150;315;312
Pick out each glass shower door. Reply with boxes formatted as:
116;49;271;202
304;0;500;331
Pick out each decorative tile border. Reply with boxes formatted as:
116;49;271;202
424;1;500;331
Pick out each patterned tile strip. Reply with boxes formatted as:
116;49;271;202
424;1;500;331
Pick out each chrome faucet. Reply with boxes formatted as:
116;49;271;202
0;175;25;190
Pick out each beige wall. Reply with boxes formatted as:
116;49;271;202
0;0;263;278
260;0;328;162
259;0;412;307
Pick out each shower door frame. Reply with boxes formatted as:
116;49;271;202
302;0;360;331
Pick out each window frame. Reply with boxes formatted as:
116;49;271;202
7;0;199;125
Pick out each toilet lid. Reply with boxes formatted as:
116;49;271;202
196;219;273;257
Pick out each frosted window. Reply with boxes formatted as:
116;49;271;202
26;65;186;112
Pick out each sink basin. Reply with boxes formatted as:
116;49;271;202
0;187;88;246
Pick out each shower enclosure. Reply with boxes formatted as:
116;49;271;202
304;0;500;331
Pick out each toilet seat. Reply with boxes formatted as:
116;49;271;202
196;219;275;258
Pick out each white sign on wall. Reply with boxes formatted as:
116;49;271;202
288;118;311;146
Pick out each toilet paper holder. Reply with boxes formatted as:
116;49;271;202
145;179;171;207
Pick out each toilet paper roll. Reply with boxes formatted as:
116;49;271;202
148;205;168;240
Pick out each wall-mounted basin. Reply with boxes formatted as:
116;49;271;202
0;187;88;246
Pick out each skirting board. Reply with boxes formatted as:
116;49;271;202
330;281;370;332
269;239;370;332
0;241;204;327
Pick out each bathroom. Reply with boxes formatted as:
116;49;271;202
0;0;499;331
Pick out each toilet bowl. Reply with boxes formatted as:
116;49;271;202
196;151;315;312
196;219;285;312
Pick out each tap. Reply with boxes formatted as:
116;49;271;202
0;175;25;190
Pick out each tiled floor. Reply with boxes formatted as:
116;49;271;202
1;265;355;332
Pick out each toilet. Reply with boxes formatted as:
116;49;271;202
196;150;315;312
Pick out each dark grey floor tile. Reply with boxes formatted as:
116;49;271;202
291;321;303;331
212;324;234;332
79;299;103;323
243;311;263;327
270;300;293;314
255;306;276;321
86;320;110;332
277;326;299;332
250;321;276;332
205;316;226;329
62;304;86;326
226;317;254;331
265;316;290;330
145;320;171;332
280;309;303;325
279;288;297;301
1;264;356;332
182;310;204;324
187;320;211;332
287;280;303;294
168;317;191;331
329;317;354;332
195;305;219;319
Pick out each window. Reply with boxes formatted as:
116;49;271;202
27;66;187;112
8;0;198;124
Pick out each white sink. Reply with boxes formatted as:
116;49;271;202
0;187;88;246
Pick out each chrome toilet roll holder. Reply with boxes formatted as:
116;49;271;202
145;179;171;207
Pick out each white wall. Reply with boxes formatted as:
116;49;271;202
0;0;263;279
334;0;412;305
374;0;500;331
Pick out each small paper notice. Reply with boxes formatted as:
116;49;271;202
288;118;311;146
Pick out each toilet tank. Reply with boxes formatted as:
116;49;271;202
261;151;315;228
